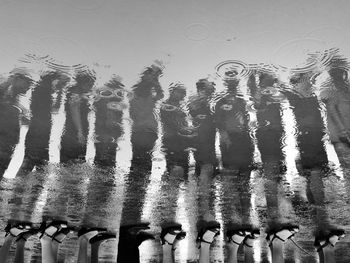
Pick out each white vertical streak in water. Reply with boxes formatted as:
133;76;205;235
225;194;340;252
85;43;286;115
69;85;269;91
175;183;189;263
252;238;262;263
140;102;166;221
139;101;166;262
318;100;343;179
48;82;68;164
3;86;33;179
280;100;299;183
30;165;58;223
85;95;96;164
213;178;224;262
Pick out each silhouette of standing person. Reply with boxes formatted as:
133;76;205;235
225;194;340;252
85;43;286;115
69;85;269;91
0;72;32;177
20;72;63;173
93;77;125;167
188;79;217;177
214;73;254;229
120;65;164;224
60;72;95;163
160;83;191;178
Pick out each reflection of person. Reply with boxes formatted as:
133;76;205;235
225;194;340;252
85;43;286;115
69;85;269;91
253;72;293;229
161;83;192;177
121;65;164;224
214;75;254;230
20;72;64;173
188;79;217;221
323;67;350;162
60;72;95;163
285;71;333;235
0;73;32;177
188;79;217;175
94;77;125;167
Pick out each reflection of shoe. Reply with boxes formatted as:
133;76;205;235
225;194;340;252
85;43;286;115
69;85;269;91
120;223;150;235
197;221;220;245
78;227;107;238
227;229;248;245
39;220;68;239
52;227;74;243
89;233;116;244
314;229;345;252
136;231;155;247
5;221;32;237
160;223;183;245
243;229;260;248
266;225;299;247
15;229;39;242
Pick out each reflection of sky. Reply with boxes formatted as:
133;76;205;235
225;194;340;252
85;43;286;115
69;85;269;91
0;0;349;87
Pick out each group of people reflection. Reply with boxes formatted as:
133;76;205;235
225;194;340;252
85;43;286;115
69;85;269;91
1;52;350;262
0;220;344;263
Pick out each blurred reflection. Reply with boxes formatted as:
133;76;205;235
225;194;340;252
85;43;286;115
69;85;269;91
214;73;255;243
60;72;95;163
323;57;350;166
93;77;125;167
188;79;217;221
0;72;32;177
285;69;334;236
19;72;64;174
120;65;164;224
253;72;289;226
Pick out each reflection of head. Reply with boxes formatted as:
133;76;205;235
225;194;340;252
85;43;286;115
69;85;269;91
9;73;33;96
196;79;215;95
72;72;96;93
169;83;186;101
259;73;277;88
105;77;125;90
133;65;163;98
141;65;163;81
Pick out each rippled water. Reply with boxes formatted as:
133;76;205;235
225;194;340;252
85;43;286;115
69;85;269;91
1;50;350;263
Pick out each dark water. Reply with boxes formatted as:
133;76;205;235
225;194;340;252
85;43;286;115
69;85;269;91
1;51;350;262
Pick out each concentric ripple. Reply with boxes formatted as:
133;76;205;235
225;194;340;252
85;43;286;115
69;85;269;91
215;60;252;80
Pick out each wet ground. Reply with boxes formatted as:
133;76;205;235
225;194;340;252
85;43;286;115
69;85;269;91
1;53;350;262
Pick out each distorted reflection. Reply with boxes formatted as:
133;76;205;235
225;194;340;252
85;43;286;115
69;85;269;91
1;50;350;262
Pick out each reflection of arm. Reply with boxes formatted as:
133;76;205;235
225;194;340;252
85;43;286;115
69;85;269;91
326;98;346;133
69;94;84;142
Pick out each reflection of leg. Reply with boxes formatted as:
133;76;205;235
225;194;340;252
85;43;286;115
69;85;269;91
117;224;153;263
14;239;25;263
226;230;247;263
14;230;38;263
238;171;252;224
0;222;33;263
161;223;186;263
51;228;72;263
267;227;299;263
0;235;15;263
77;228;102;263
307;169;328;228
197;222;220;263
243;231;259;263
90;233;116;263
199;164;214;220
315;230;344;263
